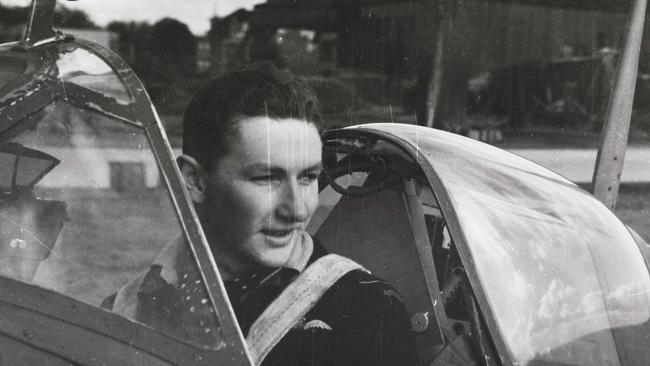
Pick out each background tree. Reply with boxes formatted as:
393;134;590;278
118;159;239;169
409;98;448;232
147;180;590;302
107;21;153;83
54;5;98;29
0;4;28;42
149;18;197;80
0;3;97;42
0;4;28;27
243;25;284;67
147;18;198;115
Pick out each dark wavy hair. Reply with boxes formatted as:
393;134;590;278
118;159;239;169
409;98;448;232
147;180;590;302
182;62;322;171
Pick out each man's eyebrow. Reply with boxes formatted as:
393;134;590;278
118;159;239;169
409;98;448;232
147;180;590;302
241;163;277;174
304;162;323;172
243;163;272;171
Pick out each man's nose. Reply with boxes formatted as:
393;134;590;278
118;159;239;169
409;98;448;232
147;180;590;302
276;180;310;222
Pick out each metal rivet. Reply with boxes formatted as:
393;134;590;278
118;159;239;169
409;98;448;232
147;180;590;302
410;312;430;333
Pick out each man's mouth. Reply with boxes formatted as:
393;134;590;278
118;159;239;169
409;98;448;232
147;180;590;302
261;228;299;239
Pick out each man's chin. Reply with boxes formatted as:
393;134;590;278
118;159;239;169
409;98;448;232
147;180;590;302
241;237;296;269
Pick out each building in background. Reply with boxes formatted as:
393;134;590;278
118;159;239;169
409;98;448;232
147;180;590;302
246;0;640;131
208;9;251;75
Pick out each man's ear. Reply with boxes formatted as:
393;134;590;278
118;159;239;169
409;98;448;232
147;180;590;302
177;154;207;203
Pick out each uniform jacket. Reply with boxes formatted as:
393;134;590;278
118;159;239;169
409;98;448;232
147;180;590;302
103;237;416;366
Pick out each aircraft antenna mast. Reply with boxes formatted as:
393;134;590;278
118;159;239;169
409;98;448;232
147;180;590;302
592;0;647;210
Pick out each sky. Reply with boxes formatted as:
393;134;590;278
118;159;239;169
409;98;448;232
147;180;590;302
1;0;265;35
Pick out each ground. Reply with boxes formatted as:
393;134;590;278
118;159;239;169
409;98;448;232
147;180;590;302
615;184;650;241
500;128;650;241
31;189;179;306
495;125;650;241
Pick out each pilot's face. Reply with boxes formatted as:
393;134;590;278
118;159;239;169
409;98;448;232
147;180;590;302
200;116;322;276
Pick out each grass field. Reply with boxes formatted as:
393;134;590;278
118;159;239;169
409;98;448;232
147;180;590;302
31;189;180;306
615;184;650;242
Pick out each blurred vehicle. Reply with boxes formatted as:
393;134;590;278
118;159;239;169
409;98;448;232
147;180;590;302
1;1;650;365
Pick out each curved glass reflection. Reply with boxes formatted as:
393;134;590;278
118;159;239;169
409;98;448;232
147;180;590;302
56;47;131;104
0;43;133;128
0;100;221;349
358;123;650;365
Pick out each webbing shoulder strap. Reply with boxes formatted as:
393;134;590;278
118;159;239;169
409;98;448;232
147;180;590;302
246;254;365;366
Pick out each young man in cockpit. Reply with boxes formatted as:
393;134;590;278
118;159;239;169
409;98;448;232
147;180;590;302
108;62;415;365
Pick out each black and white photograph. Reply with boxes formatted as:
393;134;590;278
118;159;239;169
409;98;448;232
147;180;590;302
0;0;650;365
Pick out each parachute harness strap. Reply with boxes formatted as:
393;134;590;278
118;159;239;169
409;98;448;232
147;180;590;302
246;254;365;365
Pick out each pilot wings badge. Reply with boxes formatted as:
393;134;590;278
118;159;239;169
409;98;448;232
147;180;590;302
303;319;332;331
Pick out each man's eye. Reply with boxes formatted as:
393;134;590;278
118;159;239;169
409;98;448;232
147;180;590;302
251;175;279;183
299;173;320;184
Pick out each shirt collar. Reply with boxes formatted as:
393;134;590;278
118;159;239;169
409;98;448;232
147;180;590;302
152;231;315;286
282;231;314;272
